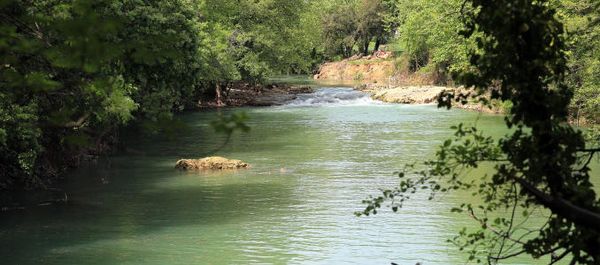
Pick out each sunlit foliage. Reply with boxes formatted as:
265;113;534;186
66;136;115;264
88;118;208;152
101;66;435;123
0;0;314;190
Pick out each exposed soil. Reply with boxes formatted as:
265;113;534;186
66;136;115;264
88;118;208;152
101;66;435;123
315;54;504;114
313;52;396;82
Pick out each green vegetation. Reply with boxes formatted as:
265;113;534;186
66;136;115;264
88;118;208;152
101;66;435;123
561;0;600;125
0;0;313;191
315;0;599;122
1;0;599;263
308;0;396;59
361;0;600;263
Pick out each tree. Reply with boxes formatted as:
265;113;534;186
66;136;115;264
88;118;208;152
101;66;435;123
360;0;600;263
387;0;470;81
0;0;320;192
316;0;397;58
356;0;386;55
0;0;220;191
108;0;207;121
0;0;137;189
203;0;312;82
560;0;600;125
321;3;360;58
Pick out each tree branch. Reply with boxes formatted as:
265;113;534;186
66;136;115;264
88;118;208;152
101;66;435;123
578;148;600;153
495;184;519;261
549;248;572;265
62;113;91;129
514;177;600;230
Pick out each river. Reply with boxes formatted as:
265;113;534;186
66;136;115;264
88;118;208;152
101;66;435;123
1;87;596;265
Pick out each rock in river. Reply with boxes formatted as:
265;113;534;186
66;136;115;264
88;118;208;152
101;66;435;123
175;156;250;170
369;86;447;104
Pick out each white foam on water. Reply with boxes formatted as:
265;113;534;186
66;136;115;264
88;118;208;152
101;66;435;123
284;87;383;107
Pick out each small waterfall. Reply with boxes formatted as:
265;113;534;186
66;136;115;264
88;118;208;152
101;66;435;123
285;88;382;107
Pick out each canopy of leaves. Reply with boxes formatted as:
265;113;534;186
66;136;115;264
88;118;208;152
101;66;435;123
390;0;472;75
0;0;317;191
560;0;600;125
314;0;396;59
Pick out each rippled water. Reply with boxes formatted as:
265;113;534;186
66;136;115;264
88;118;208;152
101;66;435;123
286;88;379;106
1;88;596;265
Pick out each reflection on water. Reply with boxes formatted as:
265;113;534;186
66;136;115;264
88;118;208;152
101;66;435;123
1;88;594;265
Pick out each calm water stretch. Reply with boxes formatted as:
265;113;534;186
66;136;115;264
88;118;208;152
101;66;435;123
1;87;597;265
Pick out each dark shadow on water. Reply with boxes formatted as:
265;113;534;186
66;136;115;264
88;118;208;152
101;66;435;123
0;172;298;265
119;109;332;160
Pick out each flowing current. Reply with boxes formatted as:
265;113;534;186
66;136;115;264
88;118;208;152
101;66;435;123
286;88;381;107
1;87;596;265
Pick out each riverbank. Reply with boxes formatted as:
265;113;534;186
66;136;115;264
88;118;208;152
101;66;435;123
197;83;314;108
356;84;505;114
313;51;396;82
313;54;504;114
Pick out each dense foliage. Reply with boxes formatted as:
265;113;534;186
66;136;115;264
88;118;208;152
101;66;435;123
312;0;599;121
308;0;396;59
1;0;137;190
1;0;599;263
560;0;600;125
0;0;313;191
361;0;600;263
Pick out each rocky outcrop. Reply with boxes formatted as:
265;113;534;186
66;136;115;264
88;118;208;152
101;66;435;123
363;85;505;114
175;156;250;170
367;86;447;104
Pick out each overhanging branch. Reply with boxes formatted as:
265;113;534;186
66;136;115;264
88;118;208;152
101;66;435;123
514;177;600;230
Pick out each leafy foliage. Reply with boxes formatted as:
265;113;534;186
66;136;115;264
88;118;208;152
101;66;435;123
203;0;314;81
0;0;314;191
560;0;600;125
361;0;600;263
390;0;472;78
315;0;396;59
1;0;136;189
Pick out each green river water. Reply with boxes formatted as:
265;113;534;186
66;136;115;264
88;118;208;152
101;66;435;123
1;87;597;265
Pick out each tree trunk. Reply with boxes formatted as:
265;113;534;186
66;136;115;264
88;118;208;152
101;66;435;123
344;45;352;58
215;82;224;107
363;36;370;55
374;37;381;52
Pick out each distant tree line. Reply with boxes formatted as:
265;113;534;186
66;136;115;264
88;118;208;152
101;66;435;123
315;0;599;124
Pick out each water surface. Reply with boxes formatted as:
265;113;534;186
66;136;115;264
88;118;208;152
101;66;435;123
1;87;596;265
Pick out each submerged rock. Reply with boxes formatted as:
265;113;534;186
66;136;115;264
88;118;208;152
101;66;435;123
175;156;250;170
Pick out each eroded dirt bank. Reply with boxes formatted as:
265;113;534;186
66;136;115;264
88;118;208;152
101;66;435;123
313;51;396;82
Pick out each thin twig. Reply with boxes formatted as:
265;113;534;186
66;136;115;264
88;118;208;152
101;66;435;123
495;184;519;261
